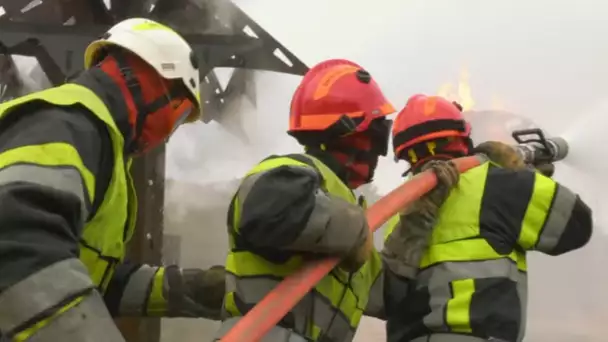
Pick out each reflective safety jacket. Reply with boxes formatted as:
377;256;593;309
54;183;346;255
222;153;385;342
384;160;592;342
0;73;139;341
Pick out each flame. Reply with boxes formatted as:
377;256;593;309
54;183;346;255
437;67;475;111
438;67;510;112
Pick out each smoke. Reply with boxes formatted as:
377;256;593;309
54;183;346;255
166;71;302;185
561;100;608;177
164;0;608;340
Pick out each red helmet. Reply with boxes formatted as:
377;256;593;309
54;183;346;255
392;94;471;159
288;59;394;141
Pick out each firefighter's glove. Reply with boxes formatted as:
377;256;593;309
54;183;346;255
165;265;226;320
323;195;372;273
535;163;555;178
474;141;526;170
417;159;460;212
339;227;373;273
382;160;459;279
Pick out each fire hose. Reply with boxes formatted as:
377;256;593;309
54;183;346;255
219;129;569;342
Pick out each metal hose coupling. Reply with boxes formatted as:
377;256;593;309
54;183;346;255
512;128;569;165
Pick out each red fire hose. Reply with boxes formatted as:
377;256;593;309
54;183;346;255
219;156;483;342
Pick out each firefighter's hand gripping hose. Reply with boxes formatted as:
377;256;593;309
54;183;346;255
382;160;460;280
218;155;484;342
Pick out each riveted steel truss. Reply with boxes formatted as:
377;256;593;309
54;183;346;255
0;0;309;122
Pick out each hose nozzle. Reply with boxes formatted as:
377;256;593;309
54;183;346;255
544;136;569;162
512;128;569;165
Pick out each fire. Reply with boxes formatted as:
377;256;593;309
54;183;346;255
437;67;476;111
437;67;506;111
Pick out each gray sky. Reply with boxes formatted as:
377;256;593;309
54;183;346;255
165;1;608;340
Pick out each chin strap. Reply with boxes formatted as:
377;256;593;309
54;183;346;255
108;49;185;153
408;154;454;176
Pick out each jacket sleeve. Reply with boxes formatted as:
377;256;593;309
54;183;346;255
231;159;368;256
104;262;225;320
0;104;124;341
485;167;593;256
516;171;593;255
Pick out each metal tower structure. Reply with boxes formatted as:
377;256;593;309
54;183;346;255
0;0;309;120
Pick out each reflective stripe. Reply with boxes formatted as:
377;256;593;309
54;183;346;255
118;265;158;316
226;273;356;341
0;258;94;333
146;267;167;316
518;172;557;249
417;259;528;337
23;291;125;342
420;238;528;272
0;143;95;203
215;317;308;342
288;189;333;249
133;20;174;33
411;334;491;342
422;277;451;332
516;275;528;342
235;172;265;204
0;163;89;221
226;251;364;325
535;184;577;252
417;258;523;289
227;251;305;278
289;191;364;255
78;245;113;290
446;279;474;333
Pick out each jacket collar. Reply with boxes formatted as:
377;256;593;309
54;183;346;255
69;68;133;151
305;148;349;185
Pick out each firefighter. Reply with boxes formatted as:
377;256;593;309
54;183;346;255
213;59;455;342
384;94;593;342
0;18;225;342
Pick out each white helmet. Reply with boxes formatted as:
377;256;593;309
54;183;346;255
84;18;202;121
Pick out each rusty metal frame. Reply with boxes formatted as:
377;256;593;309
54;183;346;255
0;0;309;122
0;20;306;81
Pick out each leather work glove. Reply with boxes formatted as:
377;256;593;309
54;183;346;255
339;226;373;272
291;191;372;273
382;160;460;279
165;265;226;320
473;140;526;170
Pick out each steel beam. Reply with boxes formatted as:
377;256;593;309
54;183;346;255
114;144;166;342
0;0;309;125
0;21;306;81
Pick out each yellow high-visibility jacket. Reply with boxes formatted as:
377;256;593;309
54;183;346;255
222;153;385;342
384;160;592;342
